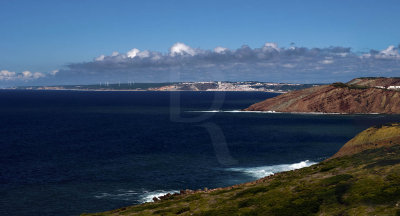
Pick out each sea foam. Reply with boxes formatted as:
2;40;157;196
139;190;180;203
94;190;140;201
94;189;179;203
94;160;316;203
227;160;317;179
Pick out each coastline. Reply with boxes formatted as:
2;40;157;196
189;110;386;115
139;160;318;203
82;123;400;215
2;88;288;93
244;78;400;115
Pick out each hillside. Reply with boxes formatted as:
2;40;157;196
82;123;400;216
348;77;400;88
331;123;400;158
244;78;400;114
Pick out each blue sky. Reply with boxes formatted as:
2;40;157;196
1;0;400;85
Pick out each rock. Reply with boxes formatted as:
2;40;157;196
245;78;400;114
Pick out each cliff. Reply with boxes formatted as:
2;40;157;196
244;78;400;114
83;124;400;216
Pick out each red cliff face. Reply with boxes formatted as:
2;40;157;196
245;79;400;114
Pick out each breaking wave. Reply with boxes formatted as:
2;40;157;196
138;190;179;203
94;161;317;203
226;160;317;179
94;189;179;203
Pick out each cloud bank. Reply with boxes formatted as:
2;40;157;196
2;42;400;85
0;70;45;81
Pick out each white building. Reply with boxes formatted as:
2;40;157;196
388;86;400;90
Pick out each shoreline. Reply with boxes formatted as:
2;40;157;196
189;110;388;115
1;88;287;93
148;159;318;203
243;111;384;115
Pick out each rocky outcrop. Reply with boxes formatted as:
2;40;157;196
245;78;400;114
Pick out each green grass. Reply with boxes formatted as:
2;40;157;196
83;124;400;216
332;82;369;89
82;145;400;216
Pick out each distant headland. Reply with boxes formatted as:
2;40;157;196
8;81;319;93
245;77;400;114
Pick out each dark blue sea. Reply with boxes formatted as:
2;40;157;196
1;90;399;216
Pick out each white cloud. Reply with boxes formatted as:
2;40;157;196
127;48;140;58
336;53;349;57
377;45;400;59
22;71;32;78
57;42;400;84
0;70;45;81
151;53;161;61
262;42;279;52
137;50;150;58
360;53;371;59
214;46;228;53
169;42;196;56
95;54;105;61
282;63;296;68
0;70;16;81
33;72;45;79
4;42;399;85
361;45;400;59
21;71;45;79
321;59;334;64
50;69;59;75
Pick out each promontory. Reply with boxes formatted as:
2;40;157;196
82;123;400;216
244;77;400;114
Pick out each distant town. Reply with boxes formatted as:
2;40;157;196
11;81;321;93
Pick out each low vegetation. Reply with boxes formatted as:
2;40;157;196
82;124;400;216
331;82;369;90
332;123;400;158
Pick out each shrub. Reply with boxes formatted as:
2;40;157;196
321;174;353;186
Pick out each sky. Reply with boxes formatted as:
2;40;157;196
0;0;400;86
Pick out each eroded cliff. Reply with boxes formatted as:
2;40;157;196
245;78;400;114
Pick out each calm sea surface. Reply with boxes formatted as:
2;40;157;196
1;90;399;216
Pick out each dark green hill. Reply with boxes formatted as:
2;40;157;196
83;124;400;216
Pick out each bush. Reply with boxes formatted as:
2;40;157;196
331;82;369;90
234;186;269;198
321;174;353;186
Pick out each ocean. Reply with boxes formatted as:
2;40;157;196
1;90;399;216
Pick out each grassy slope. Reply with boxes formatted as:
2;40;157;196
83;126;400;216
332;123;400;158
